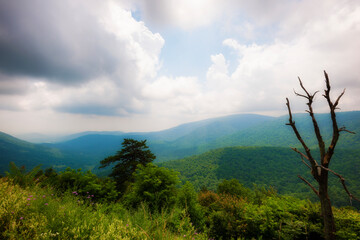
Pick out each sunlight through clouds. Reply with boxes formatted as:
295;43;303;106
0;0;359;134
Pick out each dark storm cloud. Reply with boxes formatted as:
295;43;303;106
0;0;131;85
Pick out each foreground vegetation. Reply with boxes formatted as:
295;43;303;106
0;177;205;239
1;164;360;240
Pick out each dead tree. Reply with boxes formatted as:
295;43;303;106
285;71;358;240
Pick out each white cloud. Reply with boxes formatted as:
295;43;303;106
216;1;360;113
1;0;360;135
198;0;360;115
142;76;200;100
136;0;222;30
0;0;165;116
206;54;231;90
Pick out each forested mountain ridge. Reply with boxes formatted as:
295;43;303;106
1;111;359;175
47;111;360;163
210;111;360;149
159;146;360;208
0;132;64;174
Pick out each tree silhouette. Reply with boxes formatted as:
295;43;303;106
99;138;155;193
286;71;359;240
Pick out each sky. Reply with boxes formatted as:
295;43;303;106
0;0;360;136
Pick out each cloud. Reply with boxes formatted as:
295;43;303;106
0;0;163;86
135;0;296;33
134;0;360;119
141;76;202;117
136;0;222;30
0;74;32;95
0;0;164;115
1;0;359;135
217;1;360;112
54;78;146;116
142;76;200;100
195;0;360;115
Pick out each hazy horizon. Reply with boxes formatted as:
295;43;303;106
1;0;359;136
5;110;359;143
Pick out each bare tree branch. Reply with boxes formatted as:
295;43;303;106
294;90;309;99
298;175;319;196
291;147;309;161
339;127;356;134
300;79;326;161
318;165;360;204
334;89;345;109
300;155;312;170
286;98;319;179
323;71;343;165
294;78;327;164
298;77;312;98
291;147;320;176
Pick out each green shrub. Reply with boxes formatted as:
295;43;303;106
0;178;207;240
217;178;251;199
5;162;43;187
334;207;360;240
124;163;179;212
49;168;118;202
177;181;205;230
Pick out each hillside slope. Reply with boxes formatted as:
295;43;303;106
0;132;65;173
209;111;360;149
160;146;360;207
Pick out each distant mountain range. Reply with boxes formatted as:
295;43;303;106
1;111;360;175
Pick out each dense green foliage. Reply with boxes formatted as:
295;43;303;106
198;188;360;240
0;178;205;239
177;182;205;230
99;139;156;192
48;168;119;202
160;146;360;208
217;178;251;199
123;163;179;212
2;170;360;240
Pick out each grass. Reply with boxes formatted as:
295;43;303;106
0;178;206;240
2;176;360;239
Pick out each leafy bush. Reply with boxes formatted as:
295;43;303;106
177;181;205;230
334;207;360;240
5;162;43;187
47;167;119;202
217;178;251;199
124;163;179;212
198;189;326;240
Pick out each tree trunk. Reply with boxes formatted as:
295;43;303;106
286;72;359;240
319;173;336;240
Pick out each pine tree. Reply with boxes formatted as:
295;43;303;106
99;138;155;193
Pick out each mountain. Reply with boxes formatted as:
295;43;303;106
159;146;360;208
46;113;275;166
149;111;360;161
14;131;125;143
0;132;65;174
1;111;359;175
0;132;109;174
208;111;360;149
